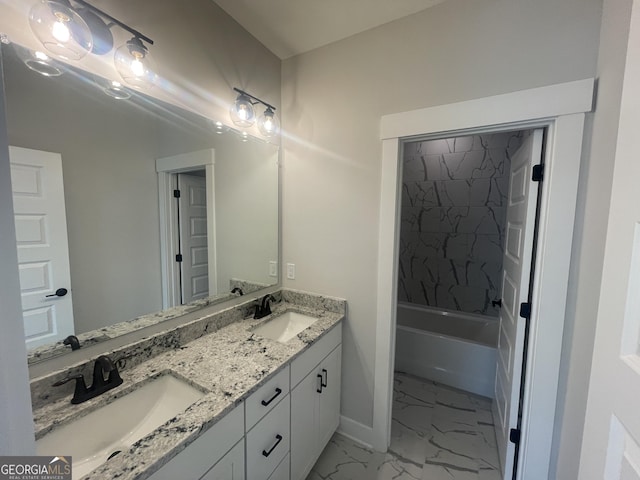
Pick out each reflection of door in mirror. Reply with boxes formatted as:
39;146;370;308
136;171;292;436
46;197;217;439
176;172;209;304
9;146;75;349
157;149;217;310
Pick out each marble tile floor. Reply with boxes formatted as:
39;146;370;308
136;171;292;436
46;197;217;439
307;372;502;480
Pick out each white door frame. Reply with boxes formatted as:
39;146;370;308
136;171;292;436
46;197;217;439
373;78;594;479
156;149;216;309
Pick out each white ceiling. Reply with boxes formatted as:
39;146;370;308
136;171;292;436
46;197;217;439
212;0;448;59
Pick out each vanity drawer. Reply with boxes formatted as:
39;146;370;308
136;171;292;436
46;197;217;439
291;323;342;388
245;366;289;430
148;404;244;480
246;394;290;480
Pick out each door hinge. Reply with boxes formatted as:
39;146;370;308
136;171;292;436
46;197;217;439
175;254;183;262
519;302;531;319
532;164;544;182
509;428;521;445
173;189;181;198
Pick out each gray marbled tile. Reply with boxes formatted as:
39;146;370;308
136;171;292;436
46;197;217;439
436;180;470;206
402;181;439;207
309;374;501;480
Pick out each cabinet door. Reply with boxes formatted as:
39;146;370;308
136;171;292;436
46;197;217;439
318;345;341;449
290;366;321;480
267;453;290;480
201;439;245;480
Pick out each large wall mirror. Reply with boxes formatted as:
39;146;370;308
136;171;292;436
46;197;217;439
2;41;279;364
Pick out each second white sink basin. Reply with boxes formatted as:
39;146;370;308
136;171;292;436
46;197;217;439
37;373;205;479
253;311;318;343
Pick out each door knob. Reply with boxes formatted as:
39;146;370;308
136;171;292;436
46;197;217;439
46;288;68;298
492;299;502;308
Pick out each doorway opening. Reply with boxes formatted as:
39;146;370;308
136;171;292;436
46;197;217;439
372;79;593;480
156;149;217;310
392;128;543;478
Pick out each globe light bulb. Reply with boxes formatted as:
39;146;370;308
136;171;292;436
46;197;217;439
114;37;156;90
258;108;279;137
230;93;256;128
51;18;70;42
29;0;92;60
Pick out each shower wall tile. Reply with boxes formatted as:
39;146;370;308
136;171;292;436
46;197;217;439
398;131;525;316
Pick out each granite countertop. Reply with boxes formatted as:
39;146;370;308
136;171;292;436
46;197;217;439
32;298;344;480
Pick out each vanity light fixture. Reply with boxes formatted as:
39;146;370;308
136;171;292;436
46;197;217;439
230;88;279;137
28;0;155;88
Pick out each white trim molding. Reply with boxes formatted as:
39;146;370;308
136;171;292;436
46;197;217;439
374;79;594;480
337;415;375;449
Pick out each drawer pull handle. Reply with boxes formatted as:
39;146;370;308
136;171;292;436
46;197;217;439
321;368;328;388
261;387;282;406
317;374;323;393
262;434;283;457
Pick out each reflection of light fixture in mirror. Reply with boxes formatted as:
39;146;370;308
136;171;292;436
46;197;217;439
230;88;279;137
13;43;65;77
258;107;279;137
114;37;156;90
104;80;130;100
94;77;131;100
214;121;227;135
29;0;93;60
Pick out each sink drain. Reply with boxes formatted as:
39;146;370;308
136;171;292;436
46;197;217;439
107;450;122;461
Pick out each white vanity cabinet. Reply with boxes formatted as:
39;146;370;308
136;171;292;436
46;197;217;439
290;326;342;480
147;404;244;480
146;322;342;480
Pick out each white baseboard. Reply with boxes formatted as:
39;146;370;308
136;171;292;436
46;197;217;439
337;415;375;450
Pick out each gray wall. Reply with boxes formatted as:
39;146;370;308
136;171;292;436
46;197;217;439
399;132;524;316
281;0;602;449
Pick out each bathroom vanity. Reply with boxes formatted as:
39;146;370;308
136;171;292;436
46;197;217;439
31;290;345;480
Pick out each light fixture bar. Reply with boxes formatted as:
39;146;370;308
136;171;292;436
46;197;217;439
73;0;154;45
233;87;276;112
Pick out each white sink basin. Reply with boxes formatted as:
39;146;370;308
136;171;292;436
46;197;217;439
253;311;318;343
37;373;205;479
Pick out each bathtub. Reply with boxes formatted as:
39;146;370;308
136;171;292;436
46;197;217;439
394;302;498;398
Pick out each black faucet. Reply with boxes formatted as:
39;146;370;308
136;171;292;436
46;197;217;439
53;355;123;404
231;287;244;296
254;294;276;319
63;335;81;351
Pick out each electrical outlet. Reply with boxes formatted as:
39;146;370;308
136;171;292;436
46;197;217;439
268;261;277;277
286;263;295;280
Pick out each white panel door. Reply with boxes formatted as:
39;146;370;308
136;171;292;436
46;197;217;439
178;173;209;303
579;2;640;479
493;130;543;478
9;146;74;349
